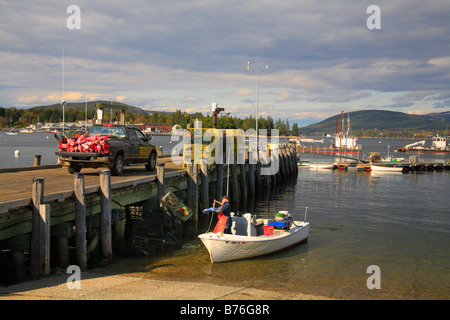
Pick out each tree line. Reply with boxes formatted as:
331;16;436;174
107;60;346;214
0;107;300;136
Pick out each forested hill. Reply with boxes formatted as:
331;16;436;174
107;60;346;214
298;110;450;135
30;101;148;115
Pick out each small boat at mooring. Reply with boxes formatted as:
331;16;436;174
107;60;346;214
308;162;335;169
198;211;309;263
371;164;404;172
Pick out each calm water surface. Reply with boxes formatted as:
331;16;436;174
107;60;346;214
105;138;449;300
0;132;174;168
2;134;449;299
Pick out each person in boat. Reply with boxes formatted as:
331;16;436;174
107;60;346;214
203;195;232;234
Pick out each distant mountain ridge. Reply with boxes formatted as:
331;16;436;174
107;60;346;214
12;102;450;133
30;100;149;115
298;110;450;134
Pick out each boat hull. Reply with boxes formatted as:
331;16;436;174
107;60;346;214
198;222;309;263
308;163;335;169
371;165;404;172
397;148;449;153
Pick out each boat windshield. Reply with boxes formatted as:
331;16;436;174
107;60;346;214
87;126;127;139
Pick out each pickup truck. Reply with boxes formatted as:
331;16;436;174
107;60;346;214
55;124;157;175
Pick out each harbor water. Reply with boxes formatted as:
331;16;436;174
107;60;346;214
0;132;174;168
1;133;449;299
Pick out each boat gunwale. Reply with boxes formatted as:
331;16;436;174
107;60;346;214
198;221;309;243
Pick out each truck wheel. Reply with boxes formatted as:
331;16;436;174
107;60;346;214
145;152;157;171
112;154;124;176
68;163;82;174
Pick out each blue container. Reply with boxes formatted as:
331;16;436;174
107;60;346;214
268;221;287;228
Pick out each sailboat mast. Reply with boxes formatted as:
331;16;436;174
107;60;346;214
62;49;65;136
339;110;343;148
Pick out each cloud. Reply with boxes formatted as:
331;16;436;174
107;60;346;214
0;0;449;120
233;89;253;98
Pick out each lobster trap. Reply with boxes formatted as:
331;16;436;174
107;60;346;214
161;191;193;222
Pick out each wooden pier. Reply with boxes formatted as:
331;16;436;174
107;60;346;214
0;147;298;284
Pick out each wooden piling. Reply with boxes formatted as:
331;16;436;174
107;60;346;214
200;158;209;209
286;148;293;174
74;173;87;269
255;156;261;188
34;155;41;167
186;162;199;230
279;148;286;179
216;163;224;199
99;169;112;261
52;223;70;267
7;234;27;283
239;163;247;199
248;163;255;194
39;204;50;275
10;250;25;283
230;163;239;208
156;162;165;206
31;177;44;278
292;147;298;174
284;148;289;176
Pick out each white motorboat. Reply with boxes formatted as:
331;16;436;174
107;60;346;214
298;160;310;167
371;164;404;172
308;162;335;169
198;213;309;263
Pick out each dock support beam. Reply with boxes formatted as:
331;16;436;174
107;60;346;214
200;158;209;209
157;162;165;207
39;204;50;275
230;164;239;209
216;163;224;200
74;173;87;270
186;162;199;231
31;177;44;278
99;170;112;262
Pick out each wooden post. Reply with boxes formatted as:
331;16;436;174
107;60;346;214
274;148;281;184
286;148;293;174
113;209;125;249
255;153;261;188
271;152;277;188
99;169;112;261
31;177;44;278
239;163;247;199
230;163;239;209
39;204;50;275
157;162;165;206
74;173;87;269
283;147;291;176
248;163;255;194
200;158;209;209
7;234;27;283
279;148;286;179
292;147;298;174
263;168;270;187
186;162;199;230
10;250;25;283
53;223;70;267
216;163;224;199
34;155;41;166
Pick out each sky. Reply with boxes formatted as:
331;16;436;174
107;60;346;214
1;0;449;127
